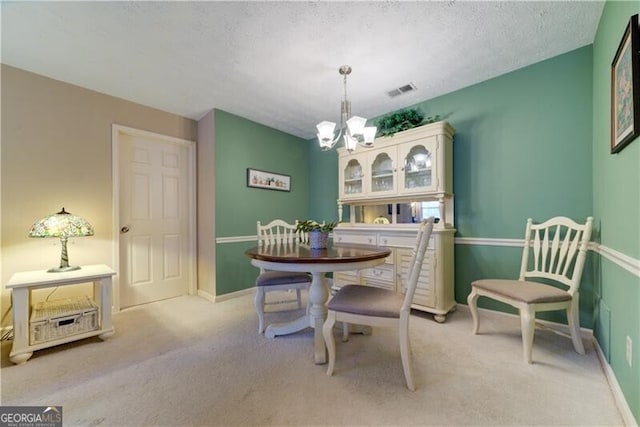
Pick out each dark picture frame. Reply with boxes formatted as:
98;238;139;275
246;168;291;192
611;14;640;154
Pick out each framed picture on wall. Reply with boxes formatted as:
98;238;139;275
611;14;640;154
247;168;291;192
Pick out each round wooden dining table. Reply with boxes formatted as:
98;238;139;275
245;242;391;364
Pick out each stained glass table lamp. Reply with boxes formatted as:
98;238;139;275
29;208;94;272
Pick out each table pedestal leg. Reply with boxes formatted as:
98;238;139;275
264;315;310;339
308;272;329;364
263;272;330;362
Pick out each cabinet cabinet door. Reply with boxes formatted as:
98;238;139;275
397;137;439;195
397;248;436;308
339;155;366;200
368;148;397;196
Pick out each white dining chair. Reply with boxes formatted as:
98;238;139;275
254;219;311;334
322;217;434;391
467;216;593;363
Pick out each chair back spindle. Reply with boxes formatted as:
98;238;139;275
519;216;593;294
258;219;305;247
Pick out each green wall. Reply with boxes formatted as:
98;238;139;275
214;109;310;295
309;46;595;326
308;140;340;223
592;1;640;420
419;46;596;325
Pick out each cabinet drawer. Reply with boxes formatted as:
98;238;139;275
379;234;435;249
361;278;395;292
361;264;395;282
334;233;376;246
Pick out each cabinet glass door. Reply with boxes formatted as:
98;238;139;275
341;158;364;198
399;141;437;194
370;151;396;195
404;145;431;188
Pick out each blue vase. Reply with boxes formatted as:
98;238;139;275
309;231;328;249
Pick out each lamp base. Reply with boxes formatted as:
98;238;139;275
47;265;81;273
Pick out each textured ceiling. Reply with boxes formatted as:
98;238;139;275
2;1;604;140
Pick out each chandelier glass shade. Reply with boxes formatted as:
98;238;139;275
29;207;94;272
316;65;376;152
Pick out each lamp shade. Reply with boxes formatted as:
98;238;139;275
29;208;94;238
316;121;337;145
29;208;94;272
346;116;367;137
344;134;357;152
363;126;377;145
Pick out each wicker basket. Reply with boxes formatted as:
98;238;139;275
30;296;98;345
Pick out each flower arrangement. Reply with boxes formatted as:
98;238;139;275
296;220;338;233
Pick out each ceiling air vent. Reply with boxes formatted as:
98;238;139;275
386;83;417;98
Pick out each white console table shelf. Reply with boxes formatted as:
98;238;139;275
7;264;116;364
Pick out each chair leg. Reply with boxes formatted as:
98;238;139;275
467;288;480;334
520;306;535;364
399;315;415;391
255;287;266;334
323;311;337;376
342;322;349;342
567;299;585;355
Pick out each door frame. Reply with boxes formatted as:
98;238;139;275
111;124;197;312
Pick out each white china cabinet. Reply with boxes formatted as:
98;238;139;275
333;121;456;322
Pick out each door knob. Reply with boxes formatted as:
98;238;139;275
121;226;130;234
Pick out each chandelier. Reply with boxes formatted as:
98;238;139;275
316;65;377;152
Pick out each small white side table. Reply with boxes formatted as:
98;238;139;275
7;264;116;364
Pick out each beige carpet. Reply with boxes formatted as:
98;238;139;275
0;292;625;426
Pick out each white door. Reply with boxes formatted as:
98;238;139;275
117;129;194;308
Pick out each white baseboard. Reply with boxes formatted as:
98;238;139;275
196;289;216;303
594;339;638;426
213;287;255;303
